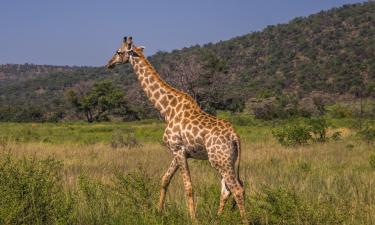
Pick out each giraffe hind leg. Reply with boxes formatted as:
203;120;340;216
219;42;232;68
217;178;231;215
231;178;244;210
223;172;248;224
206;143;247;223
176;152;197;221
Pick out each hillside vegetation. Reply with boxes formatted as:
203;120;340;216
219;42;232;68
0;2;374;121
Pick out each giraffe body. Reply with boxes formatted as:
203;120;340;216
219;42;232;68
107;37;248;223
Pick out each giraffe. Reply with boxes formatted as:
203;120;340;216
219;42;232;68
106;36;248;223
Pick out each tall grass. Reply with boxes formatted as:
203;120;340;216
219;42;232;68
0;119;374;224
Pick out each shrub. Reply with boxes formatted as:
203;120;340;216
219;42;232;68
357;122;375;144
250;187;313;225
250;186;348;225
307;117;329;142
272;121;311;146
272;118;334;147
327;103;353;118
0;155;74;225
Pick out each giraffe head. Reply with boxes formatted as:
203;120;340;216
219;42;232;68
106;36;145;69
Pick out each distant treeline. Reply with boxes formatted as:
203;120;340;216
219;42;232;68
0;2;374;122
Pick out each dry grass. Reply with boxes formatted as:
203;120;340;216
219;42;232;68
2;131;374;224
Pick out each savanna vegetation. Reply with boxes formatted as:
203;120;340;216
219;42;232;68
0;2;374;225
0;115;374;224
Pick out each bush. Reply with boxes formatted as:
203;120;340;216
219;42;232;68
272;118;335;147
0;155;74;225
327;103;353;118
307;117;328;142
272;121;311;146
357;122;375;144
250;187;346;225
250;187;313;225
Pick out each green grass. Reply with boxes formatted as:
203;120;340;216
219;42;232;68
0;120;165;145
1;115;369;145
0;119;274;145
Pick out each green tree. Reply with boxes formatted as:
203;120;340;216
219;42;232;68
65;81;127;122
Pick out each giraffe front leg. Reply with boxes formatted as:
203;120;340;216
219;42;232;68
158;157;179;212
177;153;197;221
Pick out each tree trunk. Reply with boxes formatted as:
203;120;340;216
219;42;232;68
86;110;93;123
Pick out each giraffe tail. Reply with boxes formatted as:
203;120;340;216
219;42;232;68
231;137;244;210
234;138;243;185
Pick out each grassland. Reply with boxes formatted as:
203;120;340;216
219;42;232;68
0;117;374;225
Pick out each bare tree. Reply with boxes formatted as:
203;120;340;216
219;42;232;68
159;55;203;102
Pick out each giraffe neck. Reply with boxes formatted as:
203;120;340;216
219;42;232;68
130;55;185;122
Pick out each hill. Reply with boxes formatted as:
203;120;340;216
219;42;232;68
0;2;374;121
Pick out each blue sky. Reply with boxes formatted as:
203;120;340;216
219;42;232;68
0;0;366;66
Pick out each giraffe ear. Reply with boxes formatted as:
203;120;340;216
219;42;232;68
138;46;145;51
127;36;133;44
126;36;133;49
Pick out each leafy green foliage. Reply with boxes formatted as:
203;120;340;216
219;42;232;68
327;103;354;118
250;186;348;225
65;80;134;122
272;120;312;146
0;155;74;225
272;118;334;146
357;122;375;144
251;187;311;225
307;117;329;142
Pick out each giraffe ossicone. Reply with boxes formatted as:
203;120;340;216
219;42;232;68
107;36;248;223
